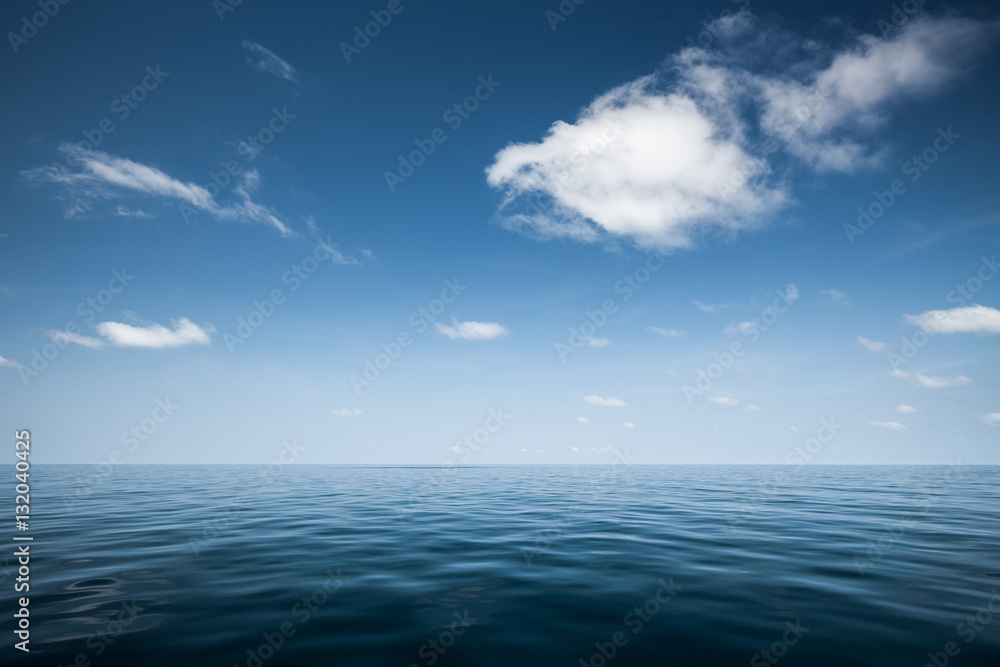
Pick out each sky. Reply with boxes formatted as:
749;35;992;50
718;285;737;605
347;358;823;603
1;0;999;465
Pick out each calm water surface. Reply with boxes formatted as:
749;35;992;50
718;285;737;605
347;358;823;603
4;465;999;666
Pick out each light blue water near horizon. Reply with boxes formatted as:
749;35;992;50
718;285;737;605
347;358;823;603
3;465;1000;666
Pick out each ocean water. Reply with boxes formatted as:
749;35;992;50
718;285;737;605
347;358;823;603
4;465;1000;666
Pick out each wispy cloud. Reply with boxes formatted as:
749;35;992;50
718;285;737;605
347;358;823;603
897;404;917;414
983;413;1000;426
0;355;19;368
821;288;846;300
904;305;1000;335
485;13;999;249
583;395;626;407
889;369;971;388
585;336;611;347
331;408;362;417
22;145;292;236
96;317;212;348
871;421;907;431
577;417;590;423
857;336;885;352
48;330;103;348
242;41;300;83
693;300;727;314
648;326;684;337
623;422;635;429
710;396;758;410
435;319;509;340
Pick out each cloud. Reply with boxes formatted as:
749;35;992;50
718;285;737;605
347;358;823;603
871;421;907;431
48;330;103;348
435;319;509;340
821;288;846;300
583;395;626;407
96;317;212;348
897;404;917;414
725;321;757;335
904;305;1000;335
648;326;684;337
857;336;885;352
577;417;590;423
0;355;19;368
889;369;971;388
22;145;291;236
242;41;300;83
693;301;724;313
331;408;362;417
623;422;635;429
485;13;999;249
710;396;741;407
983;413;1000;426
585;336;612;347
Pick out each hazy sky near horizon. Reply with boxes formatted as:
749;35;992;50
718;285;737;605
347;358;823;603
1;0;999;464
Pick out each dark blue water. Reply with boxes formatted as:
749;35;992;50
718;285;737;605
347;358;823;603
4;465;1000;666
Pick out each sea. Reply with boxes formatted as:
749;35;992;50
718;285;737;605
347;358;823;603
4;464;999;666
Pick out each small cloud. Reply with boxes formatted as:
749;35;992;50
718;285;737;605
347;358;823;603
577;417;590;423
115;206;149;218
583;395;626;407
889;369;971;388
623;422;635;428
585;336;612;347
709;396;741;407
871;421;907;431
648;326;684;337
785;284;800;302
436;318;509;340
904;305;1000;335
789;426;798;432
857;336;885;352
897;404;917;414
48;330;103;348
725;321;756;335
242;41;300;83
0;355;19;368
982;413;1000;426
821;288;846;300
331;408;362;417
693;300;726;314
96;317;212;348
570;446;581;452
744;404;760;412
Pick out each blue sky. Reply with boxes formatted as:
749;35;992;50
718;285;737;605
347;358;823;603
1;0;999;464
